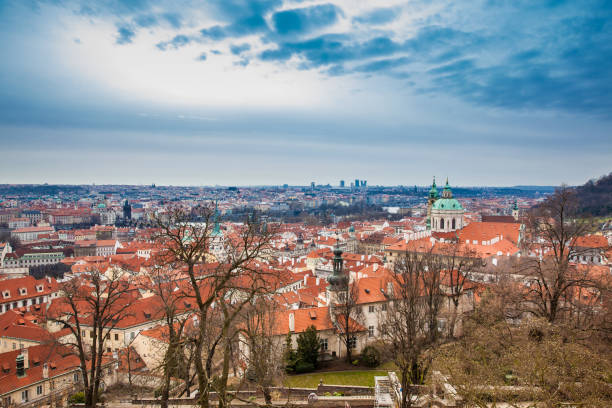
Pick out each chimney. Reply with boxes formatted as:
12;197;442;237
22;348;29;369
316;277;320;285
43;363;48;379
288;312;295;332
304;275;308;285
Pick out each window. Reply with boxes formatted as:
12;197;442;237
37;385;43;395
382;303;387;311
452;218;456;229
21;390;29;402
130;332;135;340
74;372;80;382
368;305;375;313
368;326;374;337
320;338;328;351
81;330;85;338
348;336;357;349
114;333;119;341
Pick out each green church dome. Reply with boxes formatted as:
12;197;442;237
432;198;463;210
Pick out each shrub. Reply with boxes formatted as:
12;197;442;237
294;361;315;374
69;392;86;404
361;345;381;367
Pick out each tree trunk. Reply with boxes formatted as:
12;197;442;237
346;340;352;363
263;387;272;406
400;369;411;408
448;300;459;338
217;338;232;408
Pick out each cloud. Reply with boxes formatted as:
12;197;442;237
116;25;135;44
352;7;399;25
6;0;612;118
207;0;281;20
196;52;207;61
200;15;268;40
162;12;182;28
156;34;192;50
260;34;402;67
230;43;251;55
196;0;282;40
272;4;342;36
133;13;157;28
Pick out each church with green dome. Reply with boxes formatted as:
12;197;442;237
426;177;464;233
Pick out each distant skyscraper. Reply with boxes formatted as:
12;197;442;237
311;181;315;189
355;179;360;188
361;180;367;187
340;180;345;187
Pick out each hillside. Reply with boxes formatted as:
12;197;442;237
575;173;612;216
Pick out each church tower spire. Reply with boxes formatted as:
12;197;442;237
427;176;439;230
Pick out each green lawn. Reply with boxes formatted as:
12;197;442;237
284;370;389;388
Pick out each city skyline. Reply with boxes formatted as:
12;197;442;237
1;0;611;186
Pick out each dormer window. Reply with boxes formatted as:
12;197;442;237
2;291;9;299
36;285;43;293
19;288;27;296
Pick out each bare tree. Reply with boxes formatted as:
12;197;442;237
436;309;612;407
521;186;599;323
327;245;364;363
378;250;442;408
49;267;132;408
238;298;285;406
335;281;364;363
145;265;193;408
152;205;274;408
437;243;483;338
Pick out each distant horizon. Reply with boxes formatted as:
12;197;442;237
0;181;577;189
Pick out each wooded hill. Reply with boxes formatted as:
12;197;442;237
575;172;612;216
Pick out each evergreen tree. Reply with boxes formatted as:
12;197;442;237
283;333;298;373
296;325;320;368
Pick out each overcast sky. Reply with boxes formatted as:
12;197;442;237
0;0;610;186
